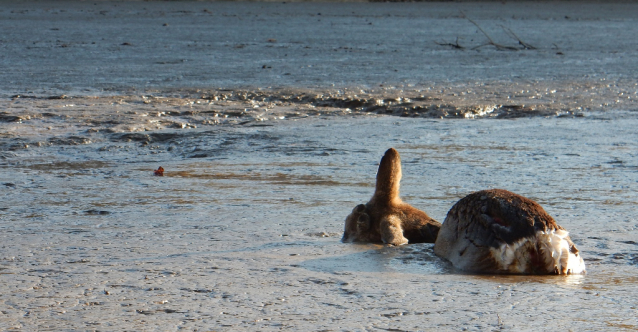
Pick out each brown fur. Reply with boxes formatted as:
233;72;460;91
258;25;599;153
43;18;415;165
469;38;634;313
434;189;584;274
341;148;441;245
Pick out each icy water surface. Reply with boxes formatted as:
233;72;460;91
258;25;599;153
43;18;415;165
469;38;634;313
2;107;638;330
2;0;638;330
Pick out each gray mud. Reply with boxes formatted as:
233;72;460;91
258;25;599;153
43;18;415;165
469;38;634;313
1;1;638;331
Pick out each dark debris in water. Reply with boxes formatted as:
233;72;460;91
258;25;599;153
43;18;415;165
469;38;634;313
193;89;586;119
0;112;26;123
85;210;111;215
48;136;92;146
112;132;191;144
0;85;631;158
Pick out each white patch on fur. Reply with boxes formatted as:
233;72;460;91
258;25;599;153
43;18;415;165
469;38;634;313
490;230;586;274
490;236;535;273
537;229;586;274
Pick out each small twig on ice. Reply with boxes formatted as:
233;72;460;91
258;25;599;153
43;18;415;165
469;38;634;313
444;11;538;52
435;36;465;49
466;17;519;51
500;24;536;50
460;10;522;51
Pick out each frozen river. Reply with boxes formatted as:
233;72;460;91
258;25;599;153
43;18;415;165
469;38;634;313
1;1;638;331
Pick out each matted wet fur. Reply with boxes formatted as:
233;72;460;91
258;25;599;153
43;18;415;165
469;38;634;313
341;148;441;245
434;189;586;275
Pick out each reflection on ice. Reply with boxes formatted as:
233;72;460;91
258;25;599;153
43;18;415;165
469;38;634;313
301;243;452;275
471;273;586;287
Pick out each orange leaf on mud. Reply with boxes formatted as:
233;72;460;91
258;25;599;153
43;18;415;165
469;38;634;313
154;166;164;176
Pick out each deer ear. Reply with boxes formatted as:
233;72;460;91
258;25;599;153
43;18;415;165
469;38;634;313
342;204;368;243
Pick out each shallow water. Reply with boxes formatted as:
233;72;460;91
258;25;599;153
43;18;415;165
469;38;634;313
2;1;638;331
